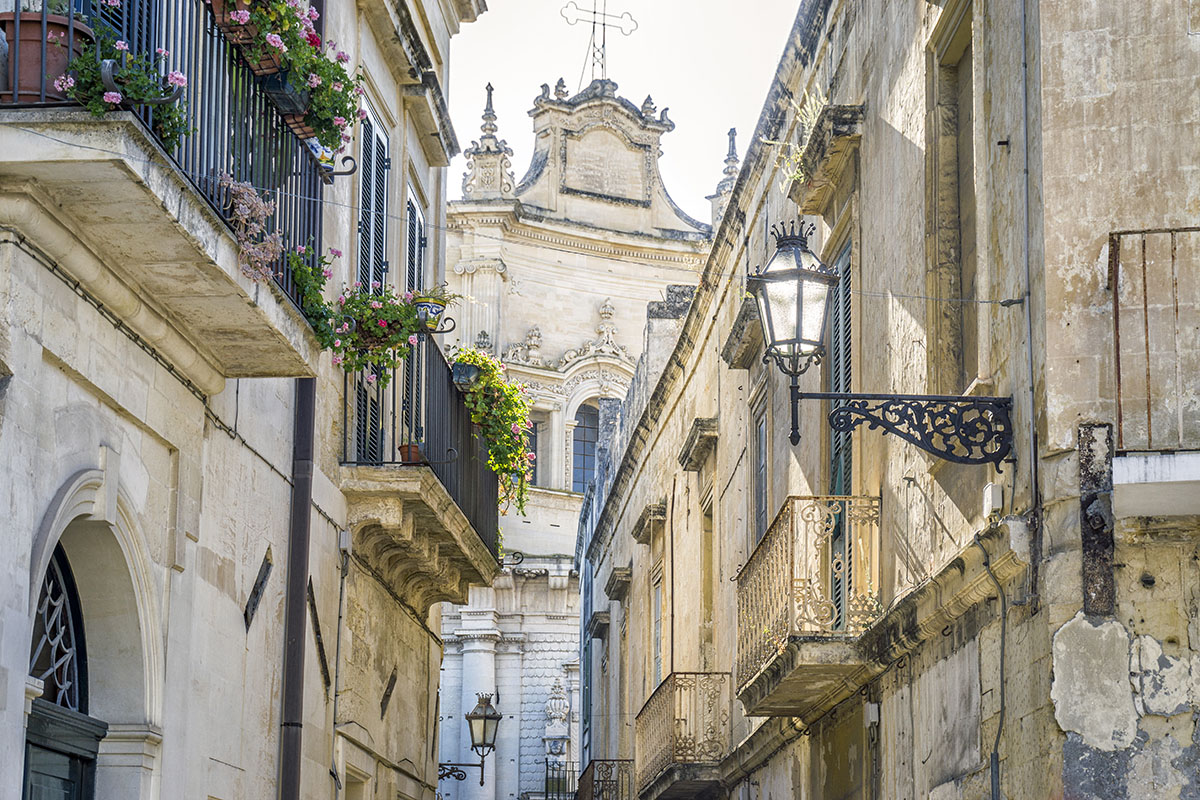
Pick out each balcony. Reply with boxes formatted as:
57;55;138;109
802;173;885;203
634;672;730;800
340;339;500;611
736;496;881;717
0;2;324;392
1110;227;1200;517
578;759;634;800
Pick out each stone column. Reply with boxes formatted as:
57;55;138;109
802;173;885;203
494;634;524;800
563;419;578;492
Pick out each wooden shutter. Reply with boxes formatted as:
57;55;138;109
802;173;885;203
354;111;388;460
827;242;853;628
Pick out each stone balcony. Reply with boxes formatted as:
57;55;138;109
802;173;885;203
735;496;882;717
0;4;326;395
634;672;731;800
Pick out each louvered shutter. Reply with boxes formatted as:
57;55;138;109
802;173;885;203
827;243;853;628
353;111;388;461
401;196;426;442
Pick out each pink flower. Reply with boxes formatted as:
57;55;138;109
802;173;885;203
354;282;362;289
308;7;320;20
53;74;75;92
370;300;382;309
365;373;377;384
378;320;387;328
334;339;341;347
114;40;129;51
335;50;349;63
333;115;347;128
102;91;123;104
341;134;351;143
103;0;120;7
165;70;187;88
370;281;380;289
307;73;321;88
230;9;250;23
337;295;346;305
156;47;170;57
408;334;419;345
333;81;344;92
403;291;413;301
499;363;506;371
357;108;367;120
527;452;536;461
332;354;344;365
46;30;64;42
330;247;342;258
511;422;521;434
265;33;286;51
354;86;364;96
322;268;332;278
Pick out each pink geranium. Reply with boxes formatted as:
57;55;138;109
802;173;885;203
102;91;122;104
230;9;250;23
265;33;286;51
167;71;187;88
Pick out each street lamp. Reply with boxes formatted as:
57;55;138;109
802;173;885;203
439;693;502;786
748;221;1015;465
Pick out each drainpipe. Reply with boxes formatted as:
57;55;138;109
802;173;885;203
279;377;317;799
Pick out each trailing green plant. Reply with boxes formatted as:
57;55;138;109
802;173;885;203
52;25;192;149
224;0;363;149
450;346;534;515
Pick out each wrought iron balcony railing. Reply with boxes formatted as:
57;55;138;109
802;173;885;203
0;0;323;306
634;672;730;793
577;759;633;800
1110;227;1200;452
735;496;882;690
342;338;499;559
545;760;576;800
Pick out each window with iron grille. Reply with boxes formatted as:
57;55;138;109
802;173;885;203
572;404;600;492
827;241;853;628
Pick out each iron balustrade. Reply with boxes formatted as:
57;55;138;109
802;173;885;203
1109;227;1200;452
577;759;633;800
544;760;577;800
735;495;882;691
341;338;500;559
633;672;730;792
0;0;323;305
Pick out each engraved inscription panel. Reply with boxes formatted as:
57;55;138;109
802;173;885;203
564;129;645;201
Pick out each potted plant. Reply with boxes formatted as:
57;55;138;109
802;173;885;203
54;27;191;150
1;1;94;103
397;441;423;463
413;284;460;333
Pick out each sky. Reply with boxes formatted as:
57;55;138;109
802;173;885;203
448;0;799;222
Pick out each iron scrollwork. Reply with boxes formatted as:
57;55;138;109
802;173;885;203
800;392;1014;466
438;764;468;782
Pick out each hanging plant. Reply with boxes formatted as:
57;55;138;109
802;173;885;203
208;0;363;150
53;25;191;150
288;247;462;380
219;173;284;281
450;347;534;515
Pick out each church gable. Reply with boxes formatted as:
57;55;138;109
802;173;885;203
562;126;648;204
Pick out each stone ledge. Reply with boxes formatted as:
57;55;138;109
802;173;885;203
604;564;632;602
341;465;501;611
720;296;763;369
630;500;667;546
677;417;718;471
785;104;865;216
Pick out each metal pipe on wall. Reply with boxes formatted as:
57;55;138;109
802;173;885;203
279;377;317;800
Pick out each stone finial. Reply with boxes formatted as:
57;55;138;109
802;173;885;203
641;95;656;116
503;325;544;366
707;126;740;227
475;329;492;350
554;78;568;100
544;678;569;724
599;297;615;320
462;83;516;200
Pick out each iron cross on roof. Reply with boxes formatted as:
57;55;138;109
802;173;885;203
560;1;638;85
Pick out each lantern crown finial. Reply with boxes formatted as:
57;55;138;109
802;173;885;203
770;220;815;249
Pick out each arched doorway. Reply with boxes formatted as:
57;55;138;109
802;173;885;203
24;543;108;799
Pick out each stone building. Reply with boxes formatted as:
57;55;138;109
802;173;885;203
435;79;716;800
578;1;1200;799
0;1;497;798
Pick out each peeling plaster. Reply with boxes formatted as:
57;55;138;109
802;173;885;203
1133;636;1193;717
1052;613;1139;751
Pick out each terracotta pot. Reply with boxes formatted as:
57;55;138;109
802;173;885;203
204;0;283;75
0;13;94;104
281;112;316;141
397;444;423;463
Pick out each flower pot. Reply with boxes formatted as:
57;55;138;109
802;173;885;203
0;13;94;104
262;70;310;115
397;444;423;463
282;112;316;141
413;297;447;332
205;0;255;45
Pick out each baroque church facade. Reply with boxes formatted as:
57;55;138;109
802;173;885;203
436;78;733;800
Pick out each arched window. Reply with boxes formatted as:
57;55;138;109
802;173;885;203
26;544;105;800
572;403;600;493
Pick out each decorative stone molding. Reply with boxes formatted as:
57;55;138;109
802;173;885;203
785;104;865;215
678;417;718;471
720;296;764;369
462;83;516;200
604;564;632;602
341;466;500;612
630;500;667;545
504;325;544;366
586;609;611;639
558;298;632;368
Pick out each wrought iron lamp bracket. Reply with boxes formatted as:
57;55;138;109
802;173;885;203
438;754;488;785
792;391;1015;466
